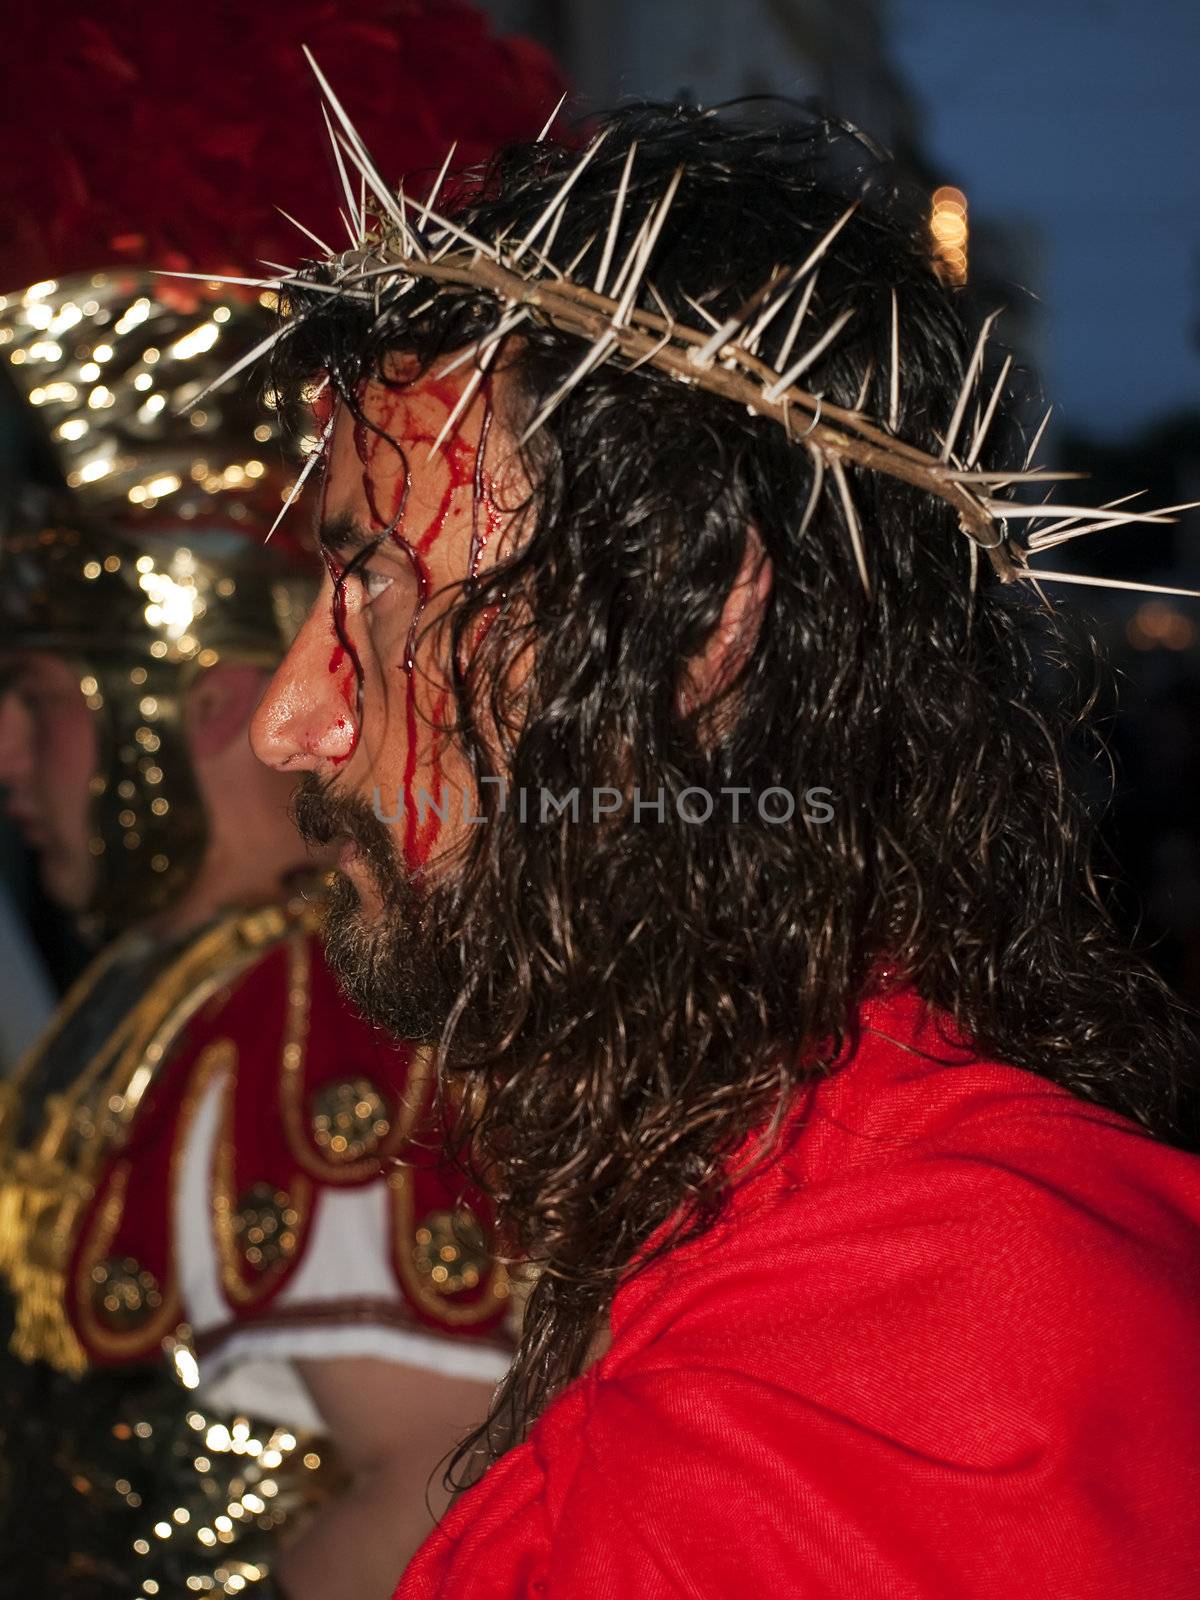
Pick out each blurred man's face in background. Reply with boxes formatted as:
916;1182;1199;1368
0;652;98;911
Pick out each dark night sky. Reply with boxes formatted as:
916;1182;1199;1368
891;0;1200;440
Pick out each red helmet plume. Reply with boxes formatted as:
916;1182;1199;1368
0;0;566;288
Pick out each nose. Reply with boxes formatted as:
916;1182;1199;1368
0;688;34;792
250;595;359;774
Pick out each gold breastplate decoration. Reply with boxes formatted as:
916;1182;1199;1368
0;901;312;1375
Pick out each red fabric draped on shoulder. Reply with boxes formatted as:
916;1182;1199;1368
397;984;1200;1599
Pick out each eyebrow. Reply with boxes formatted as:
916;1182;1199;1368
317;513;380;558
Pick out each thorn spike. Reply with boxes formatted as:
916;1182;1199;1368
941;310;1001;463
419;143;459;230
539;202;568;271
744;266;800;354
307;49;421;254
966;354;1013;467
563;231;598;281
831;456;870;596
1026;500;1200;550
516;332;618;447
613;166;683;328
413;203;498;261
1022;405;1054;471
853;357;876;414
691;309;750;370
177;318;299;415
797;449;826;538
1019;569;1200;601
690;272;784;369
983;500;1183;523
537;92;568;143
426;357;494;462
275;208;334;259
763;308;855;401
267;409;336;541
793;203;859;284
680;290;722;332
511;126;612;265
773;275;818;375
156;270;275;289
435;309;528;380
595;140;638;295
321;106;361;244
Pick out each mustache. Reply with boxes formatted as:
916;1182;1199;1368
292;773;392;859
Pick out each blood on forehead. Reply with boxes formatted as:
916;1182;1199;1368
318;359;510;868
351;363;505;655
329;360;501;567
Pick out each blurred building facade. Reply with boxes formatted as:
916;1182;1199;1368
482;0;1040;362
482;0;920;154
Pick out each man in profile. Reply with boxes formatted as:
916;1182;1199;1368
246;100;1200;1597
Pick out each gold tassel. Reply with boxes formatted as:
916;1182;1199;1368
1;1155;91;1375
0;1178;21;1279
8;1259;88;1375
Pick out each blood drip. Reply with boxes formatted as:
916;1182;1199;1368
469;401;505;578
324;627;361;766
348;376;498;871
320;430;363;767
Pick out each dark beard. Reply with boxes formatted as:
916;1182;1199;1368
291;774;461;1041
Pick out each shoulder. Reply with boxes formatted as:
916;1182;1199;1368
71;898;509;1364
179;922;510;1340
535;999;1200;1594
407;994;1200;1598
606;987;1200;1455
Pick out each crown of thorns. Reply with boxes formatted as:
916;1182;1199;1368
172;53;1199;603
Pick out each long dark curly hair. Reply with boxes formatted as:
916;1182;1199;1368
274;102;1200;1465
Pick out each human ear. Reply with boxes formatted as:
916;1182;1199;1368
185;662;268;761
678;526;774;720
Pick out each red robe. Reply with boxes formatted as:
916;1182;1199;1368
397;982;1200;1599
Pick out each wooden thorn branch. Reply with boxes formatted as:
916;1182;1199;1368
347;243;1024;578
202;51;1200;596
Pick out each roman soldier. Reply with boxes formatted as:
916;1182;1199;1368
0;261;515;1600
0;7;564;1595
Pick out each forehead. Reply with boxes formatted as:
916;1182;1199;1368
323;357;501;542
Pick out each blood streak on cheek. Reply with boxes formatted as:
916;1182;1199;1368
313;428;362;767
325;569;363;767
352;399;433;870
351;379;495;872
404;379;489;870
468;399;504;579
467;603;503;660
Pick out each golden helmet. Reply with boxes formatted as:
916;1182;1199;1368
0;269;319;930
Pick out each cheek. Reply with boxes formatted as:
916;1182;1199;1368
40;707;97;831
388;638;451;875
341;381;506;867
357;602;461;876
325;625;362;766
